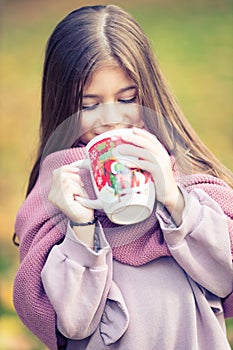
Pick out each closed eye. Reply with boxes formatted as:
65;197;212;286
82;96;137;110
82;103;99;111
118;96;137;104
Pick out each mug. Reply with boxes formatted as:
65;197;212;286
72;128;155;225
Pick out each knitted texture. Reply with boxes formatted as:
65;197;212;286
13;147;233;350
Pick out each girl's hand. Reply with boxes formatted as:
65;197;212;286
48;165;94;223
118;127;185;224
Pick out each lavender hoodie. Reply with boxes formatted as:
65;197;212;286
41;188;233;349
13;148;233;349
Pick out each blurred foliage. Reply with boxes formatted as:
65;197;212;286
1;0;232;349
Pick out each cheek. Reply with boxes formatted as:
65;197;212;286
129;104;143;126
118;103;142;125
80;113;96;133
79;112;101;143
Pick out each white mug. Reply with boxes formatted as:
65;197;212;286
72;128;155;225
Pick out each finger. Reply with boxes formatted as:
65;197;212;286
130;127;158;143
132;127;157;140
73;196;91;208
53;164;79;175
59;164;80;174
121;128;164;155
50;174;85;203
116;144;157;163
62;172;83;184
73;183;89;199
52;167;79;186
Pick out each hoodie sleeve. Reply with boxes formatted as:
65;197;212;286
13;148;88;350
41;223;129;343
156;186;233;298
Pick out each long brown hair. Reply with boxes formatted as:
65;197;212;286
26;4;233;196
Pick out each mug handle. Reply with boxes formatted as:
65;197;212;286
70;160;103;210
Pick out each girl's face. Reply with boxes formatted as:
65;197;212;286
79;64;144;144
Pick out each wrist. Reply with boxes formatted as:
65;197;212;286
72;224;95;249
70;215;97;228
164;188;185;226
68;210;95;225
70;215;97;250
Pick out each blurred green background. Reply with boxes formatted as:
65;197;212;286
1;0;232;349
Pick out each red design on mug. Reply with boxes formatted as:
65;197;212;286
89;136;150;197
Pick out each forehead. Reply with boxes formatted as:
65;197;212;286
84;64;135;93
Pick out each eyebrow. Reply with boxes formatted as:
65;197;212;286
83;85;137;99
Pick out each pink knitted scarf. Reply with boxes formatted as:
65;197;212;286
13;147;233;350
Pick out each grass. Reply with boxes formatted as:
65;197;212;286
1;0;232;348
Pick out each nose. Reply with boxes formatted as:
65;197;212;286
100;103;125;127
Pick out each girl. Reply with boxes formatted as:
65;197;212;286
13;5;233;350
